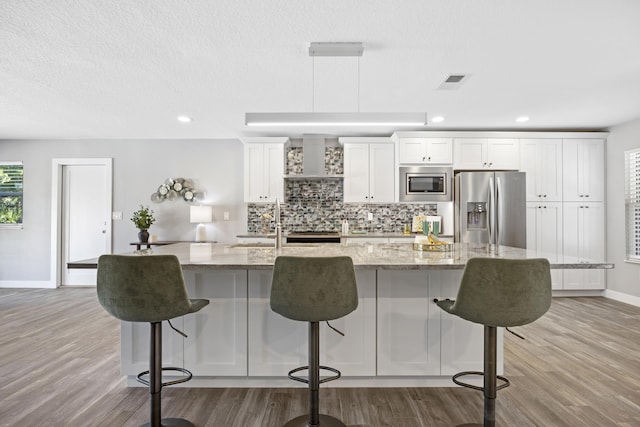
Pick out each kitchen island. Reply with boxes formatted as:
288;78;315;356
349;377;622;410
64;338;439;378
72;242;612;388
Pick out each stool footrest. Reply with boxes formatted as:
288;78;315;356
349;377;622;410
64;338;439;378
136;367;193;388
452;371;510;392
288;365;341;385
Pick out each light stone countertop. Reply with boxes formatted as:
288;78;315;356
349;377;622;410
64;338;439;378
236;232;454;239
69;242;614;271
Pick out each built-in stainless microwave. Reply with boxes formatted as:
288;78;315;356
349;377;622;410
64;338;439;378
399;166;452;202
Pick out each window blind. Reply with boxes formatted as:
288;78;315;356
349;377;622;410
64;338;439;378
625;149;640;261
0;161;23;226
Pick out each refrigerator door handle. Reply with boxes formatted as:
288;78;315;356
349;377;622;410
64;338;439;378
488;176;495;244
496;176;502;246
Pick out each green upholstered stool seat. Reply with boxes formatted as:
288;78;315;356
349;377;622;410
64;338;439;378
97;254;209;427
270;256;358;427
435;257;552;427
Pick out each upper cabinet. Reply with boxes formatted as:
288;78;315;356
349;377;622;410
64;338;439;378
562;139;604;202
519;138;563;201
341;138;395;203
243;138;288;203
453;138;520;170
396;137;453;165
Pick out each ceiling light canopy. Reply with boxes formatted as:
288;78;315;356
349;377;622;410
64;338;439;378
308;42;363;57
245;112;428;127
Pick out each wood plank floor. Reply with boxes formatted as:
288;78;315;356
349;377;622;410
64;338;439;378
1;288;640;426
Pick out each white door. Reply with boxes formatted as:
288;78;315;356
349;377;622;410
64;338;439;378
62;164;109;286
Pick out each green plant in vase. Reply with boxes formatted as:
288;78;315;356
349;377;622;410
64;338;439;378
131;205;156;243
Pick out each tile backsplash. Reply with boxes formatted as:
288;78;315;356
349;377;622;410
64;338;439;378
247;145;437;233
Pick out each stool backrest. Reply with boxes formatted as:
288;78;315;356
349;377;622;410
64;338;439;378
270;256;358;322
451;257;552;327
97;254;192;322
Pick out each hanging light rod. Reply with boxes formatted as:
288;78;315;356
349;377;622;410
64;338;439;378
245;112;428;127
308;42;364;57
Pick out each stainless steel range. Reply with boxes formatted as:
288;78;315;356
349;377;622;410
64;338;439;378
286;231;341;244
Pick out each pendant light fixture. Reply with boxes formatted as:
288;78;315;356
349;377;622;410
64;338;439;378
245;42;427;127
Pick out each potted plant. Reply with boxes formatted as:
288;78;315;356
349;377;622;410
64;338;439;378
131;205;156;243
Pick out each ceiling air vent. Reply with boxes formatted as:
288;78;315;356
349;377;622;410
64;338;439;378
438;74;470;90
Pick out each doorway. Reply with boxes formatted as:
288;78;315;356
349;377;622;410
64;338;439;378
51;159;112;287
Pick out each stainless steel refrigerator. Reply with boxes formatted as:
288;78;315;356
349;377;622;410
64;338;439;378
454;171;526;248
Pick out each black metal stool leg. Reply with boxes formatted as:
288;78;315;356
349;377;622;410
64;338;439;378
283;322;346;427
140;322;194;427
484;325;497;427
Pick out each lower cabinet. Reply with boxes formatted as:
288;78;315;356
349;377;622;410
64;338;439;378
247;269;377;377
562;202;606;290
377;269;489;376
377;270;441;375
121;270;248;377
183;270;248;376
120;268;490;381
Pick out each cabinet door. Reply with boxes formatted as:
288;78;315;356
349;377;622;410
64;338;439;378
521;140;539;201
526;201;565;291
369;143;395;203
244;144;266;203
486;139;519;170
398;139;425;164
520;138;562;202
426;138;453;164
377;270;441;376
453;139;486;169
563;139;604;202
248;270;307;376
121;318;184;376
343;143;371;203
320;270;376;376
562;202;605;289
183;270;248;376
264;143;284;202
439;270;496;375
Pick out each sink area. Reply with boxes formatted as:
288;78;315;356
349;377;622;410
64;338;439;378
229;243;319;248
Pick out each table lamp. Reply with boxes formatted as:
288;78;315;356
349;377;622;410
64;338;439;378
190;205;213;242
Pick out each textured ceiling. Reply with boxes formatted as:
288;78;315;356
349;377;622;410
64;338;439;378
1;0;639;139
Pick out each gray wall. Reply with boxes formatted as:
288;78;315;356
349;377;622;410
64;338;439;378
0;139;245;286
606;117;640;298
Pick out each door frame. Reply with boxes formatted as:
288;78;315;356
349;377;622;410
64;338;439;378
50;158;113;288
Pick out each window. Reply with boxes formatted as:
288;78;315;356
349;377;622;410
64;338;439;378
625;149;640;262
0;162;23;228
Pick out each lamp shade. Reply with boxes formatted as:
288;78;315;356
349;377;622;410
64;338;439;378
190;205;212;223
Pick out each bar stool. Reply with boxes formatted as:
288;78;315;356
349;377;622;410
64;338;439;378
435;257;551;427
97;254;209;427
270;256;358;427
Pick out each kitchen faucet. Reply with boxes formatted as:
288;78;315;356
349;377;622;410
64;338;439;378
274;198;283;249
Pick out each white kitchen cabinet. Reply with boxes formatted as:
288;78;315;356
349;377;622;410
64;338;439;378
377;270;443;376
343;141;395;203
183;270;248;376
526;202;564;290
121;318;184;376
562;202;605;289
562;139;604;202
248;269;376;377
453;138;520;170
519;138;563;202
243;138;287;203
397;138;453;164
438;270;501;375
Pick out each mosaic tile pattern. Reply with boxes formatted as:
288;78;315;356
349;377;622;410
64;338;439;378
248;145;435;233
285;146;344;175
248;178;437;233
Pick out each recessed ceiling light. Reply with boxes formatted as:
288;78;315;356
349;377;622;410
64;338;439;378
431;116;445;123
516;116;530;123
177;116;192;123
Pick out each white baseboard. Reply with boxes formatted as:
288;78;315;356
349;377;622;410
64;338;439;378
0;280;56;289
604;289;640;307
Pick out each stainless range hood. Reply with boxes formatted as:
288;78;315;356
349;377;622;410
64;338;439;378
285;135;343;179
